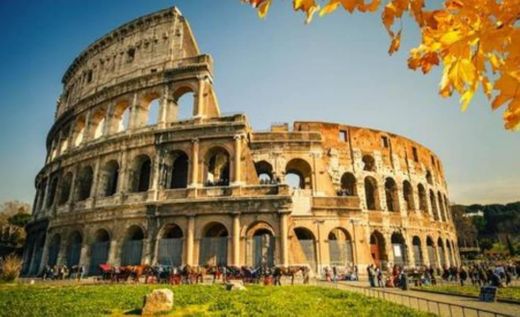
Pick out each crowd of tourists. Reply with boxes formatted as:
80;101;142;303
41;264;85;280
323;264;359;282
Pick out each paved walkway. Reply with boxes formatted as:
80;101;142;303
319;280;520;317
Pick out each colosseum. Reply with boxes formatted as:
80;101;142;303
22;7;460;277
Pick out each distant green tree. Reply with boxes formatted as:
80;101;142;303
479;238;494;251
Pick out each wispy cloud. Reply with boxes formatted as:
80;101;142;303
450;178;520;205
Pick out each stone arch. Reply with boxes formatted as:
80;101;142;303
391;232;407;266
46;233;61;267
403;181;415;212
364;176;380;210
339;172;356;196
45;175;59;208
157;223;183;266
58;172;73;205
204;147;230;186
100;160;119;197
246;222;275;267
199;222;229;266
121;225;145;266
130;154;152;192
362;154;376;172
89;228;110;275
66;231;82;268
437;237;446;268
426;170;433;185
90;107;107;139
140;92;161;126
285;158;312;189
385;177;399;212
412;236;423;266
370;230;387;267
294;227;317;272
255;160;274;184
110;99;131;133
75;166;93;201
430;190;439;220
72;114;86;147
417;183;428;213
328;227;353;266
426;236;438;268
438;191;446;222
166;151;189;189
173;85;196;121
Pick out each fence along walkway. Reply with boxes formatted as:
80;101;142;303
317;281;519;317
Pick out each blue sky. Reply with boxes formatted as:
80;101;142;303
0;0;518;205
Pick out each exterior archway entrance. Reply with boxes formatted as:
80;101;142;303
199;223;228;266
157;224;183;266
370;231;387;267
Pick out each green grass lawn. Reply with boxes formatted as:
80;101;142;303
418;284;520;302
0;283;434;317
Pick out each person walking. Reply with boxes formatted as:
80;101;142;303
459;266;468;286
376;267;384;288
367;265;376;287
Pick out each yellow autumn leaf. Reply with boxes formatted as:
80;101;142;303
388;31;401;55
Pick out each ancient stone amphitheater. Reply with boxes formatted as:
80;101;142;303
22;7;459;277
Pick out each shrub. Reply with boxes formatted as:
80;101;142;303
0;254;22;282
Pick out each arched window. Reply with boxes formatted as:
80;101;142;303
403;181;415;211
362;155;376;172
47;234;61;267
89;229;110;275
167;151;189;189
174;87;195;121
285;158;312;189
146;98;160;125
101;160;119;197
76;166;93;201
131;155;151;192
364;176;379;210
199;222;228;266
328;228;353;265
158;224;183;266
58;172;73;205
430;190;439;220
66;231;82;268
391;232;407;266
255;160;274;184
205;147;230;186
370;231;387;267
426;170;433;185
46;176;59;208
426;236;437;268
110;100;131;133
73;115;86;147
385;177;399;212
339;172;356;196
90;108;106;139
412;236;423;266
418;183;428;213
438;191;446;222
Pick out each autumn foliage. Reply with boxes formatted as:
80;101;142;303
243;0;520;131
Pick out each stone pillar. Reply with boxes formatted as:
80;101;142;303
103;102;114;136
128;93;139;129
189;138;199;188
194;78;205;118
421;237;430;267
232;135;242;185
279;212;289;266
186;215;195;265
151;151;162;200
158;86;169;127
384;232;394;268
90;158;101;206
82;110;93;142
142;238;151;265
108;240;120;266
232;213;240;266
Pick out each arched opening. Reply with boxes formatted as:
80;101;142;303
339;172;356;196
46;234;61;267
328;228;353;266
437;238;446;268
167;151;189;189
110;100;131;133
121;225;144;266
385;177;399;212
73;115;86;147
294;227;317;272
250;226;275;267
438;192;446;222
255;161;274;184
101;160;119;197
66;231;82;268
370;231;387;267
412;236;423;266
158;224;183;266
199;222;228;266
403;181;415;212
285;158;312;190
174;87;195;121
362;155;376;172
89;229;110;275
430;190;439;220
46;176;59;208
76;166;93;201
364;176;379;210
426;236;437;268
391;232;407;266
90;108;106;139
131;155;151;192
426;170;433;185
418;184;428;213
146;98;160;125
204;147;230;186
29;232;46;276
58;172;73;205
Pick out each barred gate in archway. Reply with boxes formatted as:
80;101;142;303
438;247;446;268
413;244;422;266
329;240;353;266
67;242;82;267
121;240;143;266
199;237;228;266
158;238;183;266
47;240;60;267
30;244;44;275
89;241;109;275
252;235;275;267
299;240;317;272
427;245;437;268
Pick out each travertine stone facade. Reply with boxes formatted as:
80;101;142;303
23;7;459;277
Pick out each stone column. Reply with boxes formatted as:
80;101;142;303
279;212;289;266
142;238;151;265
232;135;243;185
108;240;120;266
158;86;169;127
185;215;195;265
421;237;430;267
128;93;139;129
82;110;93;142
189;138;199;188
194;78;205;118
232;213;240;266
151;150;162;200
103;102;114;136
384;232;394;268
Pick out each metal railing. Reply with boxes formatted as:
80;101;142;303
317;281;516;317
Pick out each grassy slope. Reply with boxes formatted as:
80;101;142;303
0;283;434;317
419;285;520;301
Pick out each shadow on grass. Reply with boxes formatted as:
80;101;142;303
123;308;141;315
